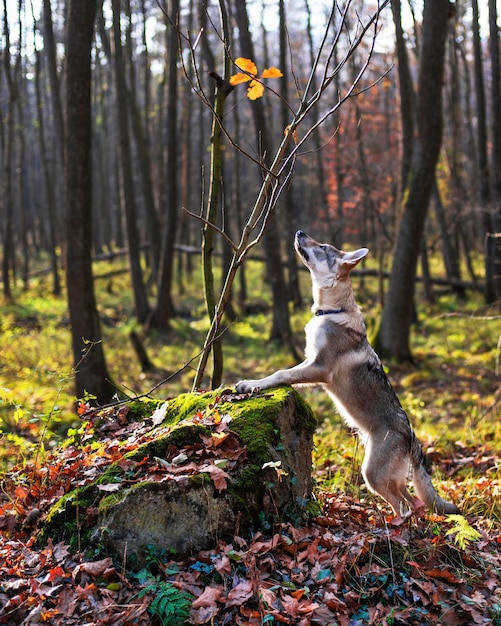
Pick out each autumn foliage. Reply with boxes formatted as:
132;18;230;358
230;57;283;100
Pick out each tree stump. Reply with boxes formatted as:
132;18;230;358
38;388;316;567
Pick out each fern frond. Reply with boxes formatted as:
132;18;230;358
445;514;481;549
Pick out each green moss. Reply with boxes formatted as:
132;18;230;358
223;387;316;466
36;482;100;550
126;399;164;421
161;392;215;424
98;489;127;515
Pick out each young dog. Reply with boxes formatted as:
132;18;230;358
236;230;459;516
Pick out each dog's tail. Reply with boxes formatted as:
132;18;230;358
410;435;460;515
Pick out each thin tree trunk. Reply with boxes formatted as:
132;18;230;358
279;0;301;310
124;0;161;281
34;44;61;295
43;0;65;154
194;72;233;390
111;0;150;324
1;0;16;301
472;0;495;302
391;0;416;190
432;180;463;294
65;0;115;404
233;0;297;358
304;0;333;236
488;0;501;298
153;0;180;330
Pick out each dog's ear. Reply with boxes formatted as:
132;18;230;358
343;247;369;268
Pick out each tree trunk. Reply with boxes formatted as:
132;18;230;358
42;0;65;154
432;180;463;294
304;0;333;237
374;0;450;360
197;70;233;390
472;0;496;303
65;0;115;404
1;0;17;301
34;45;61;296
153;0;180;330
390;0;416;190
233;0;297;356
123;0;161;281
279;0;301;311
111;0;150;324
488;0;501;299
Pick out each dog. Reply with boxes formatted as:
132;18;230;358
236;230;459;517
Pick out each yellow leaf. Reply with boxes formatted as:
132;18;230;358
247;79;264;100
261;66;283;79
13;406;24;422
229;72;252;86
234;57;258;76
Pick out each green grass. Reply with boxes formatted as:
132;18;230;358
0;254;500;522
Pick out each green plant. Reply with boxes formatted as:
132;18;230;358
445;514;482;549
137;580;192;626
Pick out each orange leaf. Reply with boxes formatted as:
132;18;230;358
261;66;283;79
247;80;264;100
47;565;66;582
229;72;252;86
14;485;29;500
234;57;257;75
423;568;463;584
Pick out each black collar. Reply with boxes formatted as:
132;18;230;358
314;308;346;316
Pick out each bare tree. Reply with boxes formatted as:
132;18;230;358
1;0;17;300
111;0;150;324
184;0;390;387
487;0;501;299
153;0;181;330
472;0;496;303
65;0;115;404
374;0;451;360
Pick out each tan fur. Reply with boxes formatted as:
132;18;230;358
236;230;459;516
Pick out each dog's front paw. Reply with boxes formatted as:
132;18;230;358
235;380;261;394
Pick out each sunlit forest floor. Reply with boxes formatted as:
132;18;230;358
1;253;500;521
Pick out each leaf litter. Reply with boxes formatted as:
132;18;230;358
0;395;500;625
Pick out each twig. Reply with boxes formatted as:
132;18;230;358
80;325;232;418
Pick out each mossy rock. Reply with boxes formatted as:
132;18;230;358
38;387;316;565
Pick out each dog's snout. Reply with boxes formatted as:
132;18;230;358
296;230;305;239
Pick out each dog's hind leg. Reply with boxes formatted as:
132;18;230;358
360;434;415;516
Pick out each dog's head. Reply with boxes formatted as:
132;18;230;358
294;230;368;287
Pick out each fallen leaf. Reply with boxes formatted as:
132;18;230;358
96;483;121;492
226;580;254;607
191;585;223;608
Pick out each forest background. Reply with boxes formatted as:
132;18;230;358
0;1;501;623
0;0;500;478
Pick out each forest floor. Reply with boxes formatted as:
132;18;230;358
0;258;500;624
